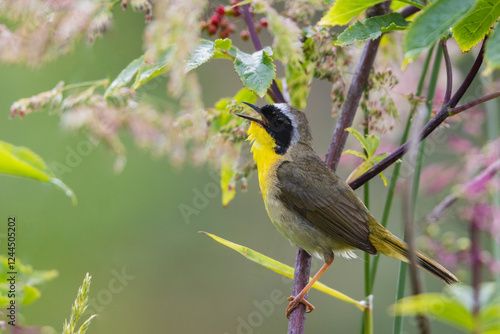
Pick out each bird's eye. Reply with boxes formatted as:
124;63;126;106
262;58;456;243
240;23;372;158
275;117;285;125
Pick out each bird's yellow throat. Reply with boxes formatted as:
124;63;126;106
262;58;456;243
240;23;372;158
247;122;285;198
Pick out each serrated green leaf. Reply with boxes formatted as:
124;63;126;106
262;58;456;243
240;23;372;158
0;141;76;203
215;38;232;51
104;55;145;97
234;49;275;97
364;134;380;159
185;40;216;73
484;22;500;75
202;232;366;310
318;0;385;26
452;0;500;52
22;285;41;305
342;149;368;160
403;0;475;65
336;13;409;46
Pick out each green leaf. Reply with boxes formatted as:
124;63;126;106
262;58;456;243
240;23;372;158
345;128;370;154
104;55;145;97
390;293;474;331
484;22;500;75
342;149;368;160
336;13;410;46
22;285;41;305
318;0;385;26
234;49;275;97
364;134;380;159
202;232;366;310
395;0;426;9
0;141;76;204
403;0;476;65
185;40;216;73
372;152;389;163
215;38;232;51
452;0;500;52
346;161;373;184
132;47;173;90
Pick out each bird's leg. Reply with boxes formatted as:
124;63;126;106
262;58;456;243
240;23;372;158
286;256;334;318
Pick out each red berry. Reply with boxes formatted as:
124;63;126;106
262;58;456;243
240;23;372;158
240;30;249;41
220;18;228;28
210;14;220;26
260;18;268;27
216;5;225;16
232;6;241;16
219;30;229;39
207;24;217;35
254;23;261;33
228;23;236;33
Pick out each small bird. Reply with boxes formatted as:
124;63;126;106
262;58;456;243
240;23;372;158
236;102;459;318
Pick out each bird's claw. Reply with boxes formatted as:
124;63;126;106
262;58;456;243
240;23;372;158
286;295;315;318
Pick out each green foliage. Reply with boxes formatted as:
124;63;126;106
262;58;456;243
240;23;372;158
62;273;96;334
234;48;275;97
104;55;145;97
485;22;500;75
391;283;500;333
452;0;500;52
202;232;366;310
133;47;174;89
0;256;58;307
185;40;216;72
0;141;76;204
319;0;384;26
403;0;476;65
343;128;389;186
336;13;409;46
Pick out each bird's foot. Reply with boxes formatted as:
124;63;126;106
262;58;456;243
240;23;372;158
286;295;315;318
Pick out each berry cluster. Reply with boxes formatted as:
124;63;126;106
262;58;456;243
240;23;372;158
200;1;268;41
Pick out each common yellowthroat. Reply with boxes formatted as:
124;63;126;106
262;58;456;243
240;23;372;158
236;102;459;318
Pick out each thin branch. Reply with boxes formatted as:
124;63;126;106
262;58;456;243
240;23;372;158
400;5;421;19
449;91;500;115
441;40;452;104
426;159;500;222
241;4;285;103
349;39;488;190
325;38;384;170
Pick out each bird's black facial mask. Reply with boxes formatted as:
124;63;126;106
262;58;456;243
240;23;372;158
259;105;294;155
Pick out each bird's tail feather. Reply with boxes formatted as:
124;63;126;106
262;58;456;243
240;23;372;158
369;228;459;284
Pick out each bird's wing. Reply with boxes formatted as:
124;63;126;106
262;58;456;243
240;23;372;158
276;156;377;254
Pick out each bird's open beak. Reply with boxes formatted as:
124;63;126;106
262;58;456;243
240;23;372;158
236;102;268;126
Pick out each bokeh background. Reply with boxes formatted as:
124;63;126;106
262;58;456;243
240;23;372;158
0;8;482;334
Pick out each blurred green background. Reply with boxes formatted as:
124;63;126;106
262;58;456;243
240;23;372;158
0;10;461;334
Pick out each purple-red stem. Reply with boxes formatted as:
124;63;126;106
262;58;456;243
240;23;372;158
288;248;312;334
349;39;487;190
441;40;452;104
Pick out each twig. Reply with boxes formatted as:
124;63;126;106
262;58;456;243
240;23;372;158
241;4;285;103
400;5;421;19
403;108;430;334
349;39;488;190
441;40;452;104
426;159;500;222
449;91;500;115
